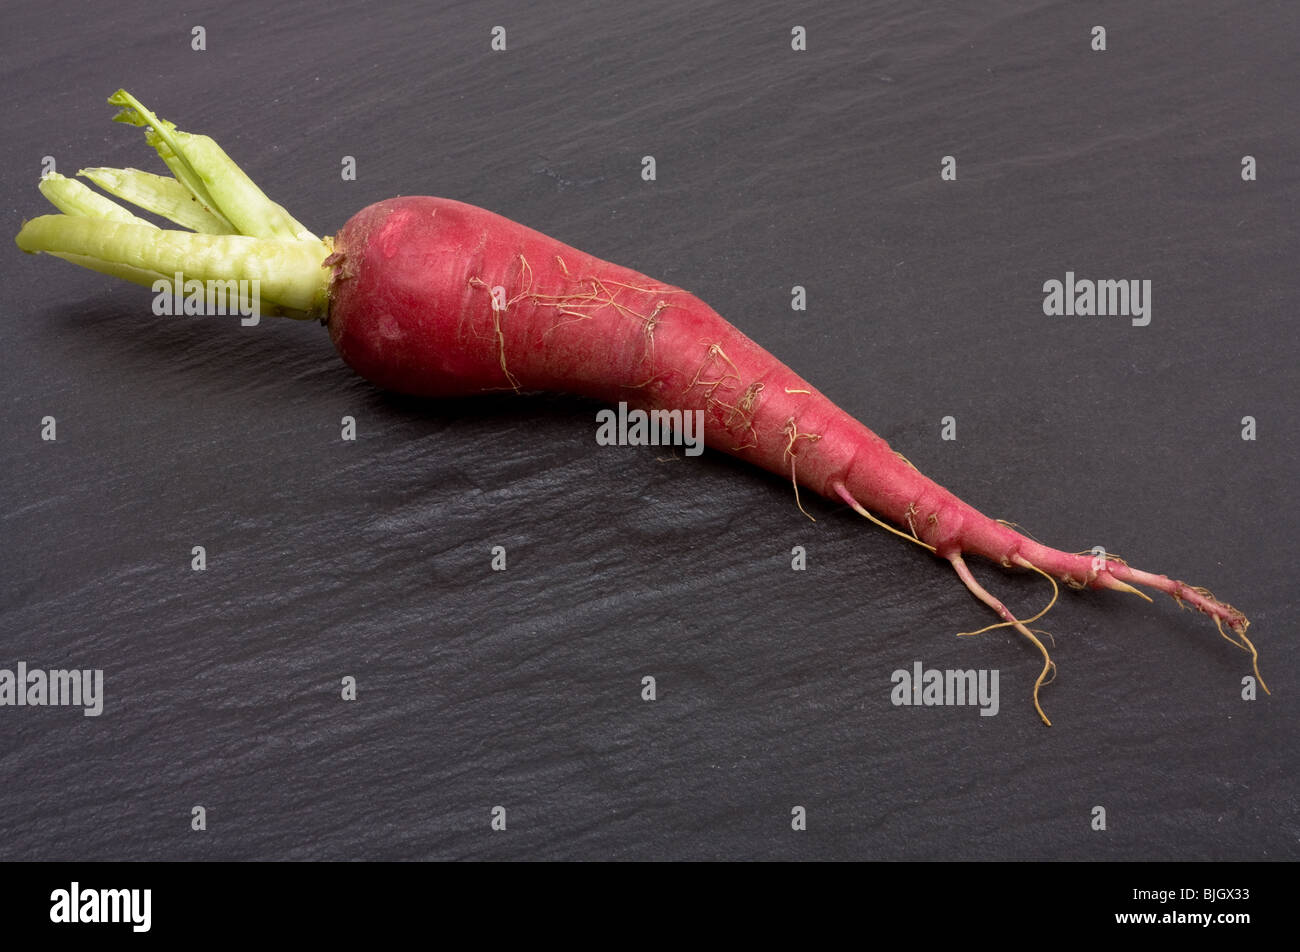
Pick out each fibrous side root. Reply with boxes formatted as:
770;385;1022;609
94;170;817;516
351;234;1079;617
948;553;1057;726
1097;564;1267;694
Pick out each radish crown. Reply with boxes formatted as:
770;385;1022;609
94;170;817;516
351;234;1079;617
15;91;330;318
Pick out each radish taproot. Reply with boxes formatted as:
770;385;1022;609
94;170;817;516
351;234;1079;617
15;91;1265;724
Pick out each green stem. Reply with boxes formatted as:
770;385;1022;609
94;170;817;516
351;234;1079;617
16;90;335;320
80;166;232;233
49;251;170;287
16;215;330;316
108;90;317;241
39;173;157;227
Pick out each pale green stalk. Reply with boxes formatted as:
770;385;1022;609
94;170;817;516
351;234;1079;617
49;251;170;286
39;173;157;227
16;91;332;320
107;90;317;241
17;215;330;314
80;167;231;233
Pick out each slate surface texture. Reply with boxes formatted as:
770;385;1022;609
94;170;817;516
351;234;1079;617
1;1;1296;860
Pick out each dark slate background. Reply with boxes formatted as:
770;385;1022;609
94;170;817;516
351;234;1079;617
1;1;1295;861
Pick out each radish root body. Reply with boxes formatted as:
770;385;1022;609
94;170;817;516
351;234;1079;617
13;92;1266;724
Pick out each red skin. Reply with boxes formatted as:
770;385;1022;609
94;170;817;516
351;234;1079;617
325;196;1251;653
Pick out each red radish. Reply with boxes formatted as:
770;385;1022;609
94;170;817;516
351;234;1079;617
16;92;1266;724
